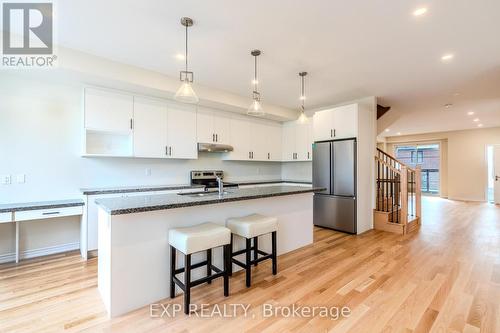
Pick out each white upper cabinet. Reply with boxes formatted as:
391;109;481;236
133;97;168;158
196;108;231;144
295;122;310;161
84;88;133;133
282;122;296;161
261;122;282;161
281;119;313;161
225;117;251;160
335;104;358;139
313;104;358;141
166;103;198;159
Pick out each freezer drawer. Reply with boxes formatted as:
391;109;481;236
313;195;356;234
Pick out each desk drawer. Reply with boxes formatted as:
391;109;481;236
0;212;13;223
14;206;83;222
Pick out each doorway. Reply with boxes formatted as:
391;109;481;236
394;143;440;195
487;145;500;204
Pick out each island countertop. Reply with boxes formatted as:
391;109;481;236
95;185;324;215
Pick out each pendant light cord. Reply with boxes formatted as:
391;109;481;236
185;23;188;74
254;55;257;91
301;74;305;111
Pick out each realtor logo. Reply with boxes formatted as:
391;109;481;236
2;2;56;67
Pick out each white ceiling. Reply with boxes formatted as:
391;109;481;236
55;0;500;134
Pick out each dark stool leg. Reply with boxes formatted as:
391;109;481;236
253;236;258;266
170;246;176;298
245;238;252;287
223;244;229;296
207;248;212;284
271;231;277;275
229;234;233;276
184;253;191;314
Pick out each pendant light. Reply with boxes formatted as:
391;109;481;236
174;17;199;104
297;71;308;123
247;50;265;116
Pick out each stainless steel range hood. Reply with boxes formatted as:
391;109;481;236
198;143;234;153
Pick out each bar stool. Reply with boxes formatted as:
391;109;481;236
226;214;278;287
169;222;231;314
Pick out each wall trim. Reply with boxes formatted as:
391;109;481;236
0;242;80;264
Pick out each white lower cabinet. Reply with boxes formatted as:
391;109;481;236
83;188;200;252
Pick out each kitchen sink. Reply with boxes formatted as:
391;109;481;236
178;190;233;197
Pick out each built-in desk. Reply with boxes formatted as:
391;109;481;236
0;200;84;263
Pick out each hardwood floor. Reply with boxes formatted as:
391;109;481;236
1;197;499;332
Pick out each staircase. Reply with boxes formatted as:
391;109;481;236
374;148;421;235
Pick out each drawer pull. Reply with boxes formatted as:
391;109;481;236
42;211;60;215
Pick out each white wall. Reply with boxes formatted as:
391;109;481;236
0;74;282;257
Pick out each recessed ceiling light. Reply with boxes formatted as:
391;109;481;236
441;54;454;61
467;111;475;116
478;124;483;127
397;132;402;135
385;129;390;132
473;118;480;122
174;53;185;60
453;92;460;96
444;103;453;109
413;7;428;16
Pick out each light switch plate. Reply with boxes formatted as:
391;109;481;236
16;174;25;184
1;175;11;185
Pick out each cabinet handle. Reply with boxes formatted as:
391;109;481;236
268;152;270;160
165;146;168;156
130;119;133;130
330;129;333;137
307;152;310;159
43;211;60;215
169;146;172;156
249;151;251;159
212;134;215;142
216;134;218;142
334;129;336;137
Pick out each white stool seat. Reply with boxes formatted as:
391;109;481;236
169;222;230;255
226;214;278;239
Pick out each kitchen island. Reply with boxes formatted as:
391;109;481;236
95;185;322;317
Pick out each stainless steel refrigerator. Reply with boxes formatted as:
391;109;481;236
313;139;356;233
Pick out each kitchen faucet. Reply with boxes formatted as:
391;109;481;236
215;172;224;195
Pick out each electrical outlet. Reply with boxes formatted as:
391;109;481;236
16;174;26;184
1;175;11;185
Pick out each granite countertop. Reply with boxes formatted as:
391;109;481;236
0;199;85;213
80;184;204;195
95;185;324;215
233;179;312;185
80;180;311;195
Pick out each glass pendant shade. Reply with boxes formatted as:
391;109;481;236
174;79;199;104
297;111;308;123
247;98;264;116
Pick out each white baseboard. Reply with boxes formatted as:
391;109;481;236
0;242;80;264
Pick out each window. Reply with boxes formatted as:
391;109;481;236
395;143;440;194
411;150;423;163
